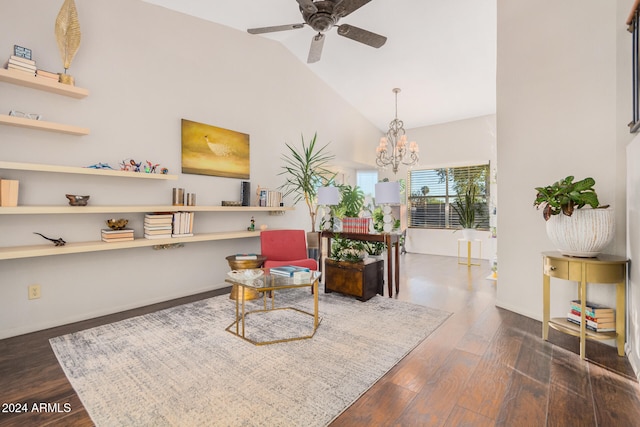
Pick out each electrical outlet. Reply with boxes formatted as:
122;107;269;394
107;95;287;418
28;284;41;300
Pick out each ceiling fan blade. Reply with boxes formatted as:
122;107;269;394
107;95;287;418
296;0;318;14
337;24;387;48
247;23;305;34
307;33;325;63
334;0;372;17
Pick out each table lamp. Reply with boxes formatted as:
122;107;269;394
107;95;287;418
375;181;400;232
317;186;341;230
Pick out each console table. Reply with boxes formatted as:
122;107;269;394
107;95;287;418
319;231;400;297
542;251;627;360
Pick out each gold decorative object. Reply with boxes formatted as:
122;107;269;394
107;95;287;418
106;218;129;230
55;0;81;85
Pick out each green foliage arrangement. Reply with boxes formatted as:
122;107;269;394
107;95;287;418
533;176;604;221
330;235;366;262
279;133;336;231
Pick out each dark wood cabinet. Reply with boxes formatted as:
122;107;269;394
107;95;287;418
324;257;384;301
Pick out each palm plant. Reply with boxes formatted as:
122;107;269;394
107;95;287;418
279;133;336;231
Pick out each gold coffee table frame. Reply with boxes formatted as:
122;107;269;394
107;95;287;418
225;270;321;346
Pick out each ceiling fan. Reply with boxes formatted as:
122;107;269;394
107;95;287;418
247;0;387;63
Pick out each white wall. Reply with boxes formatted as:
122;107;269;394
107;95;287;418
627;137;640;378
496;0;633;349
395;115;497;258
0;0;381;338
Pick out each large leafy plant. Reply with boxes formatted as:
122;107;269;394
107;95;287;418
533;176;603;221
279;133;336;231
333;185;365;218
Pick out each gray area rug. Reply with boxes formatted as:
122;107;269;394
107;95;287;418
50;288;450;426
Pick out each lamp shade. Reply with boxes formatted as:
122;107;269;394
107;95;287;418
317;186;340;205
375;181;401;205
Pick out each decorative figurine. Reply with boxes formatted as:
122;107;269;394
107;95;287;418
161;168;169;174
247;216;255;231
129;159;142;172
86;162;114;169
34;232;66;246
120;160;131;171
145;161;160;173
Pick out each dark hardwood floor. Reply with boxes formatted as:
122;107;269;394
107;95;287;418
0;253;638;426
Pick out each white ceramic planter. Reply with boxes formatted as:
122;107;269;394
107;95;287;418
545;208;614;257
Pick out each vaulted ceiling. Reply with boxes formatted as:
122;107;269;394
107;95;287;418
141;0;496;131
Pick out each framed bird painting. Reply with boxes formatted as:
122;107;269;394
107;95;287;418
181;119;250;179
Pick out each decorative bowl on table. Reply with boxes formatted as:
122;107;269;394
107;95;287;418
66;194;90;206
106;218;129;230
227;269;264;281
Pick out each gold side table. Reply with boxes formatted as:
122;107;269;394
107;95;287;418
225;255;267;300
457;238;482;266
542;251;627;360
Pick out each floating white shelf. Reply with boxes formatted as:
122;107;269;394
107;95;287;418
0;231;262;260
0;161;178;180
0;68;89;98
0;205;294;215
0;114;89;136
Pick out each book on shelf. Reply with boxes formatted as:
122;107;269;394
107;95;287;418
566;314;616;332
569;300;614;318
145;213;173;219
144;218;173;225
9;54;35;65
568;308;614;323
101;229;134;238
269;265;311;277
171;211;194;236
101;236;134;243
143;225;172;231
235;253;258;260
6;63;35;76
35;69;59;80
144;233;172;240
143;228;172;235
8;58;36;70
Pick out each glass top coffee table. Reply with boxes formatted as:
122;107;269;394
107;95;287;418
224;269;321;345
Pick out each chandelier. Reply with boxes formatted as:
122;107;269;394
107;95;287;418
375;88;419;174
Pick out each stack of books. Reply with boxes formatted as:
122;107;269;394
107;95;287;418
35;69;59;83
258;189;283;207
101;228;134;243
144;213;173;239
566;300;615;332
6;54;36;76
172;211;194;237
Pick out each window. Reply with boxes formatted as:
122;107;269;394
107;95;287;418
356;170;378;197
408;163;490;230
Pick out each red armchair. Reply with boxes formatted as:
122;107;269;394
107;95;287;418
260;229;318;271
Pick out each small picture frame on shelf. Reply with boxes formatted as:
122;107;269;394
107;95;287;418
13;45;32;60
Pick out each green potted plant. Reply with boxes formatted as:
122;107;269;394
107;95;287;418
330;235;366;262
533;175;613;257
533;176;601;220
451;185;480;239
332;184;367;233
279;133;336;232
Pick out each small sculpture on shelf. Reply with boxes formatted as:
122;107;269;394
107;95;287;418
66;194;89;206
33;232;66;246
85;162;114;169
145;161;160;173
248;216;255;231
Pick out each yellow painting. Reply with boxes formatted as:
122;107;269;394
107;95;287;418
181;119;250;179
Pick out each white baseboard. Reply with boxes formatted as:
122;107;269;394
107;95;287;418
0;282;230;340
